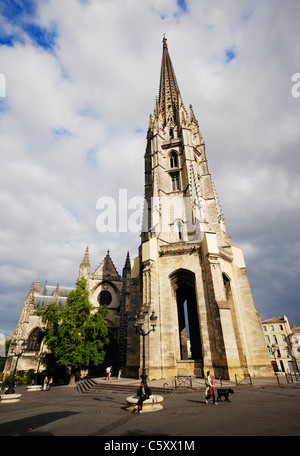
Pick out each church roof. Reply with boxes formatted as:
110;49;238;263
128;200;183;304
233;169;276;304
92;250;121;280
291;325;300;334
34;284;74;309
261;316;287;324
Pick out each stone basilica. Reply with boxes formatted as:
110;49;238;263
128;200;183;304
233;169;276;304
5;38;273;381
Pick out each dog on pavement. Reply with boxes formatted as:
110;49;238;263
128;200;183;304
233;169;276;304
217;388;234;402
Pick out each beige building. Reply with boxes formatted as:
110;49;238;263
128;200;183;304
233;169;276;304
262;315;298;373
5;38;274;382
290;326;300;371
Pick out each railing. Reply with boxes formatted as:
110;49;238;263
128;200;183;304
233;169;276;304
174;375;192;389
285;372;300;384
235;374;252;386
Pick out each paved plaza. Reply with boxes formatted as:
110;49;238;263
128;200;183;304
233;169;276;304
0;376;299;442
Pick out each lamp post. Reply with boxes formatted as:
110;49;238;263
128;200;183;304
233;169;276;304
5;339;28;395
133;310;157;385
268;343;281;385
268;343;279;372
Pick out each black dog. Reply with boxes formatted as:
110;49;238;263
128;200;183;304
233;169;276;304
217;388;234;402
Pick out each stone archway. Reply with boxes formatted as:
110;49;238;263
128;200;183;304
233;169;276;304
170;269;202;361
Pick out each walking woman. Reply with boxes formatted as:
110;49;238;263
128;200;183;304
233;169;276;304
205;371;218;405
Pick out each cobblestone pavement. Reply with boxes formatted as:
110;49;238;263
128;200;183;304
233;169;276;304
0;376;299;441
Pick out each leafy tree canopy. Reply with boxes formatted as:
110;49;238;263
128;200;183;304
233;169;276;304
35;277;109;383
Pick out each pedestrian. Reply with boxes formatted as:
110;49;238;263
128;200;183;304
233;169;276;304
105;366;111;380
134;381;152;414
108;366;112;379
43;376;48;391
118;369;122;380
205;371;218;405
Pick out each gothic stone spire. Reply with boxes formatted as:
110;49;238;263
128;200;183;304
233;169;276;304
78;246;91;279
158;36;182;125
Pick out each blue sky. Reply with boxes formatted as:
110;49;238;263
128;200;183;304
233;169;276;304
0;0;300;336
0;0;57;49
225;47;236;63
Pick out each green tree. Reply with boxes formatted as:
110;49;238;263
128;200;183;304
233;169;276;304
35;277;109;385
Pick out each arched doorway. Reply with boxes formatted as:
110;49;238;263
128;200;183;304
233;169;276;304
170;269;202;361
104;328;120;372
89;328;120;377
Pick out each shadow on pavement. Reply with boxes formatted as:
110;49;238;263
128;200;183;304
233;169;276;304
0;411;79;436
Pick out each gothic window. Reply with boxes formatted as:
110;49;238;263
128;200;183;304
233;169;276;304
222;273;233;308
171;172;180;191
169;152;178;168
27;327;43;352
175;220;183;240
98;290;112;306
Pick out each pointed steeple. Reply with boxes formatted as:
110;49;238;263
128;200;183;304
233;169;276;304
78;246;91;279
34;277;40;294
93;250;121;280
189;104;198;125
81;246;90;266
123;251;131;273
158;36;182;125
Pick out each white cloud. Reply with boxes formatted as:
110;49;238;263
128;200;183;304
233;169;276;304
1;0;300;334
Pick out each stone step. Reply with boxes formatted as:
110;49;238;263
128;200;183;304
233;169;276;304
77;380;173;395
76;378;97;394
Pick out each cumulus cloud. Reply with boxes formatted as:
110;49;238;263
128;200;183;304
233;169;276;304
0;0;299;334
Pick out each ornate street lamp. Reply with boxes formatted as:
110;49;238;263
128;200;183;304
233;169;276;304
134;310;157;385
268;343;279;372
5;339;28;395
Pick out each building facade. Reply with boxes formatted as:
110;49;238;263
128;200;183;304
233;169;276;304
262;315;298;373
5;38;273;381
290;325;300;371
4;250;131;377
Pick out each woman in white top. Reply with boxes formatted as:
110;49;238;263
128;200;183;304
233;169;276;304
205;371;218;405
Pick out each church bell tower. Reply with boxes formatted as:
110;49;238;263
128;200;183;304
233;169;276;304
127;38;272;381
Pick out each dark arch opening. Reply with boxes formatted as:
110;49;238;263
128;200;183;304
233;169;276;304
170;269;202;360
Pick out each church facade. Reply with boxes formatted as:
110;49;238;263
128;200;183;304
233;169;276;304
4;39;273;381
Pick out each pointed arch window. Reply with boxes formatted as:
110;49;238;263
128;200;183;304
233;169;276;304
169;152;178;168
171;172;180;191
27;327;43;352
222;273;234;308
175;220;183;241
